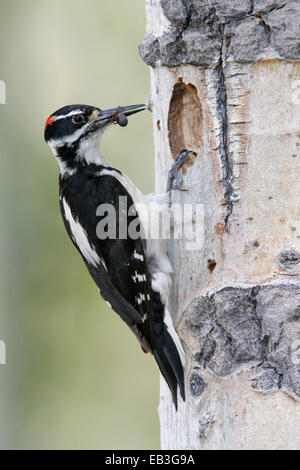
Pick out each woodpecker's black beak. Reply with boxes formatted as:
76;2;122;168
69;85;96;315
96;104;145;127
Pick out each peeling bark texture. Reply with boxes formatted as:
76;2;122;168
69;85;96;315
140;1;300;66
179;283;300;398
141;0;300;450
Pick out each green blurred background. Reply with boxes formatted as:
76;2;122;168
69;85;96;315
0;0;159;449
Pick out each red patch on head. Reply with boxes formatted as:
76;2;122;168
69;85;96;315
45;115;54;130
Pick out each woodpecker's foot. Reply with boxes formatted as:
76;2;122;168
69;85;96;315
167;149;192;192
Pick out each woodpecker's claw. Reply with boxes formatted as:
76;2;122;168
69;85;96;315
167;149;192;192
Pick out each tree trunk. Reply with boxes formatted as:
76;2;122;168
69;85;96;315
140;0;300;450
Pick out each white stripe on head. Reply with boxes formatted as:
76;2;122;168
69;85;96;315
53;109;83;121
48;121;91;148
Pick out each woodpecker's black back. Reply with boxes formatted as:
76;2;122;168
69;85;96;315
59;164;185;408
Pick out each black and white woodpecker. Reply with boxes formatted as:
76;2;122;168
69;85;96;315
44;103;189;409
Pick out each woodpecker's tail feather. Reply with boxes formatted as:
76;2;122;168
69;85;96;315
153;327;185;410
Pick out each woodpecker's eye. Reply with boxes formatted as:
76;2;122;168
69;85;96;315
72;114;86;125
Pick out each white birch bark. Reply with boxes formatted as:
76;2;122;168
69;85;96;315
140;0;300;450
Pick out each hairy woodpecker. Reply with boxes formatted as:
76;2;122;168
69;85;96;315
44;103;187;409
